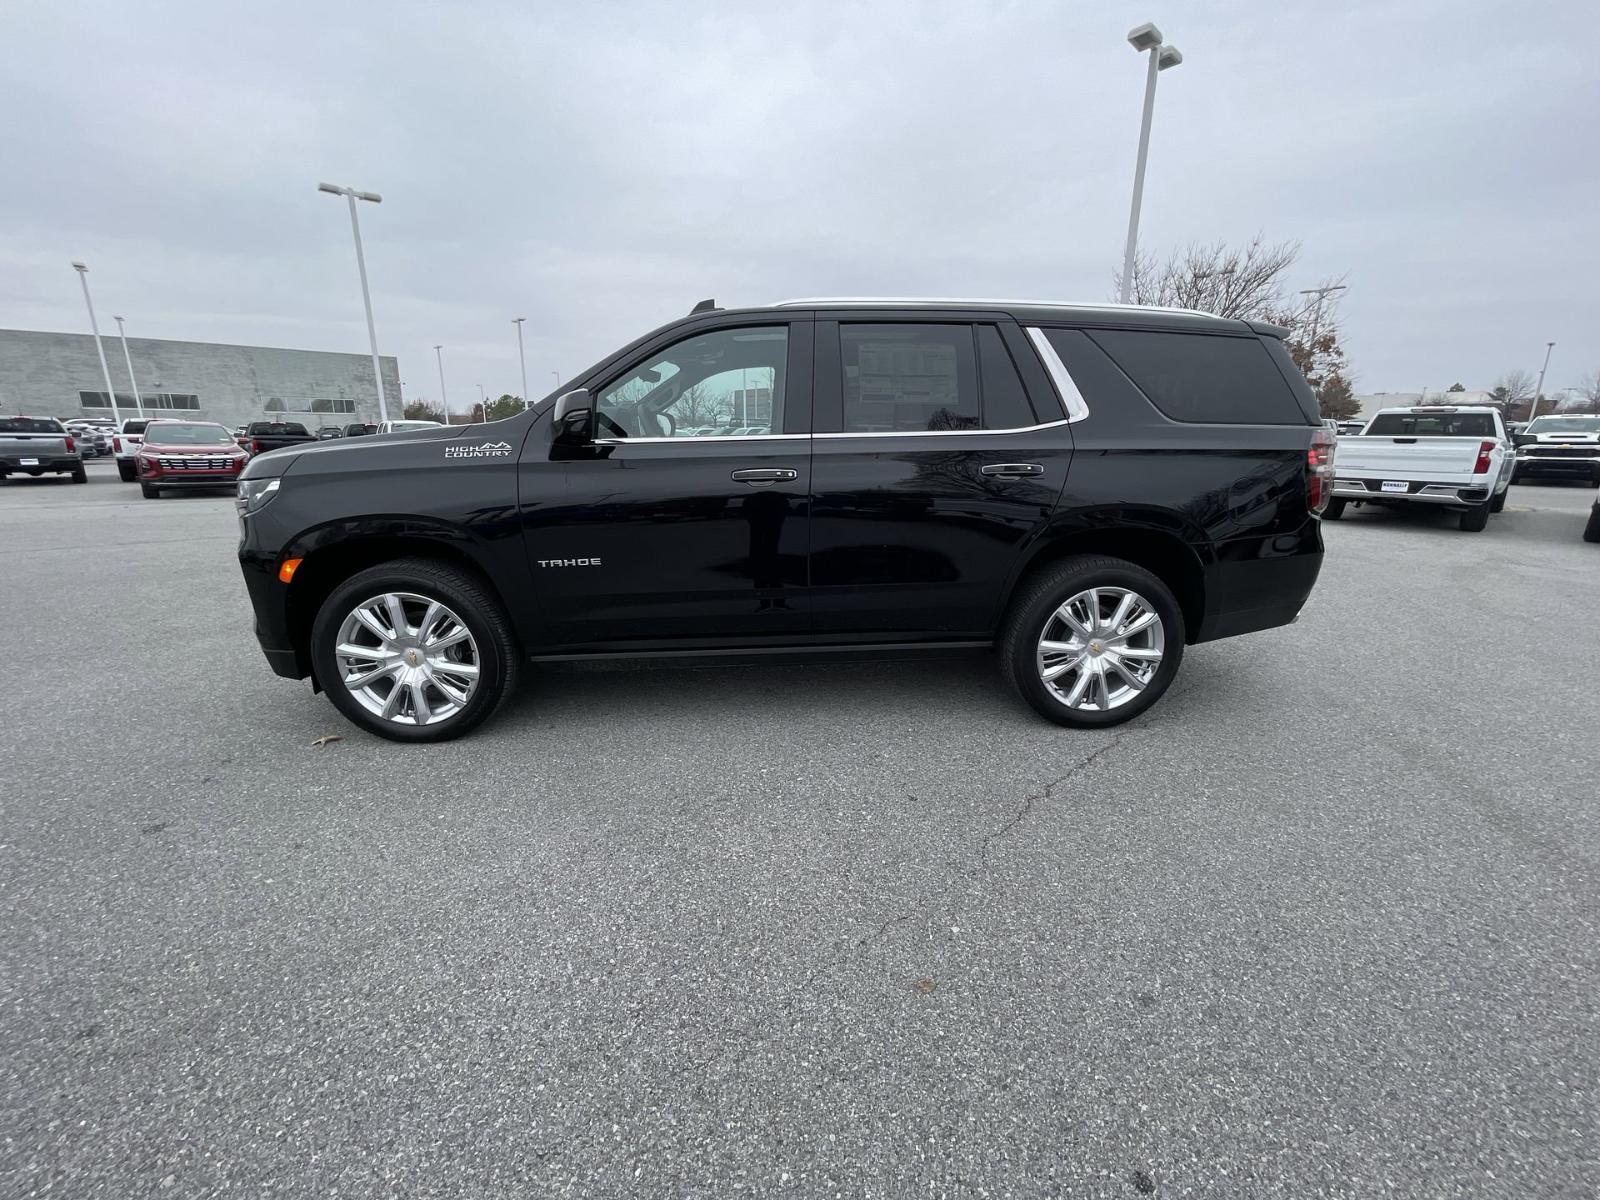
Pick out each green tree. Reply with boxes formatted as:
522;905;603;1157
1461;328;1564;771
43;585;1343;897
403;400;445;422
483;394;525;422
1447;382;1465;392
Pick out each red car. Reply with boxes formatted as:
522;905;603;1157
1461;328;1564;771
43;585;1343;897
135;419;250;499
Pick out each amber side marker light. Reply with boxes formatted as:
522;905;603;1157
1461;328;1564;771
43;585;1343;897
278;558;303;584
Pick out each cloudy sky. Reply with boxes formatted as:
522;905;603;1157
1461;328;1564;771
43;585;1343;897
3;0;1596;405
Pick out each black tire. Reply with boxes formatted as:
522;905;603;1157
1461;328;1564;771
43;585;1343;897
1511;468;1523;485
140;483;160;499
1322;498;1346;521
1459;502;1490;532
117;460;136;482
1489;489;1506;514
72;465;87;484
1584;506;1600;544
1589;469;1600;489
309;558;520;743
1001;554;1185;729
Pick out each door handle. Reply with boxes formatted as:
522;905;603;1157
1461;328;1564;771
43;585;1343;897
980;463;1045;478
731;468;798;484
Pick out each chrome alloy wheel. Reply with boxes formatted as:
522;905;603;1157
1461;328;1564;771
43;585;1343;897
1036;586;1165;713
333;592;480;726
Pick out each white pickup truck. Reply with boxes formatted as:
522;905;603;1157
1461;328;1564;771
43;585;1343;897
1512;413;1600;487
112;416;152;482
1329;405;1514;532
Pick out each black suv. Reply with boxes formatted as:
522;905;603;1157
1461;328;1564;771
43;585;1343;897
237;300;1330;741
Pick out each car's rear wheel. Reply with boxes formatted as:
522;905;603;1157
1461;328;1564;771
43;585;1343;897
1001;555;1185;729
140;482;160;499
1584;506;1600;544
1460;501;1490;532
309;558;519;743
72;465;87;483
1489;489;1506;513
117;460;136;482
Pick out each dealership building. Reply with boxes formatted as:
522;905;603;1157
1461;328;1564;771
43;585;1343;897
0;328;400;429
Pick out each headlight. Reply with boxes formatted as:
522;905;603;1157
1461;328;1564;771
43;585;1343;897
236;477;280;515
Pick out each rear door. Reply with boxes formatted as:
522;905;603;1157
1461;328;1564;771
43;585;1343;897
522;318;815;651
807;313;1072;637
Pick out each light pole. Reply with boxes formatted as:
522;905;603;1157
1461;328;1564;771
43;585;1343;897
512;317;530;410
1298;284;1348;380
112;316;145;417
1528;341;1556;422
434;344;448;422
317;182;389;423
1119;23;1183;305
70;262;122;426
476;383;486;419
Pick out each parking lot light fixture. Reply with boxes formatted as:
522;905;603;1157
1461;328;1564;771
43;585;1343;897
112;316;145;417
1119;22;1183;305
434;344;448;421
1528;341;1556;422
317;181;389;424
513;318;530;411
71;261;122;426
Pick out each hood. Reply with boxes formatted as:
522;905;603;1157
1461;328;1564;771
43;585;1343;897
141;440;247;454
238;412;543;481
1532;432;1600;443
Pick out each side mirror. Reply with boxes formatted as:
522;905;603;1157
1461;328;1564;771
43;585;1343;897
551;388;593;444
1513;433;1533;447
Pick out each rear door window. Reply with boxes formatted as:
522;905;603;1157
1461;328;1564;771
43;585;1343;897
1087;329;1308;425
1365;411;1497;437
841;324;978;432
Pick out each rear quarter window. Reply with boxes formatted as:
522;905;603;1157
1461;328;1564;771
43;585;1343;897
1086;329;1311;425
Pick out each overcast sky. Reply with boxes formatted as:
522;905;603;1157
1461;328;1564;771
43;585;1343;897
3;0;1596;405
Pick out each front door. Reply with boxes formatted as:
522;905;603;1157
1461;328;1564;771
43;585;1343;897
523;320;813;652
807;316;1073;637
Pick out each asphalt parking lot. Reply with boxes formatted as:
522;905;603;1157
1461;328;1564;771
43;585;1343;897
3;459;1597;1198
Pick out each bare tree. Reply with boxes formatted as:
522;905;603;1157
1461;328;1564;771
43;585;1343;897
1117;235;1302;322
672;382;726;428
1572;370;1600;414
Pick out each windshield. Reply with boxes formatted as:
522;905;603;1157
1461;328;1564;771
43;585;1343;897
1365;411;1497;437
1526;416;1600;434
145;422;234;444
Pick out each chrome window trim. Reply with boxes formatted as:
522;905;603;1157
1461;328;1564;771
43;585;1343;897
813;419;1069;441
1025;327;1091;423
592;433;808;445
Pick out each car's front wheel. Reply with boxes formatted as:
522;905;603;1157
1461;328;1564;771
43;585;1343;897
309;558;520;742
140;482;160;499
1001;555;1185;728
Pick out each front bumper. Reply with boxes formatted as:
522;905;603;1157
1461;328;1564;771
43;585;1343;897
1333;479;1492;506
143;473;242;488
1515;452;1600;477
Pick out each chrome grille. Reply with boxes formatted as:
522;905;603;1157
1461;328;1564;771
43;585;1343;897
156;456;237;471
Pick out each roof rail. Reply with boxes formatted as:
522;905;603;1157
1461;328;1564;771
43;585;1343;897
772;297;1226;319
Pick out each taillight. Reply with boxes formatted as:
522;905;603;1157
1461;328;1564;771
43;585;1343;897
251;439;262;454
113;436;122;453
65;435;76;452
1307;427;1336;514
1473;440;1495;474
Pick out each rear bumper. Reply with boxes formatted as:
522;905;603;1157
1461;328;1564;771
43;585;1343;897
0;455;80;474
1333;479;1492;506
1193;526;1323;644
